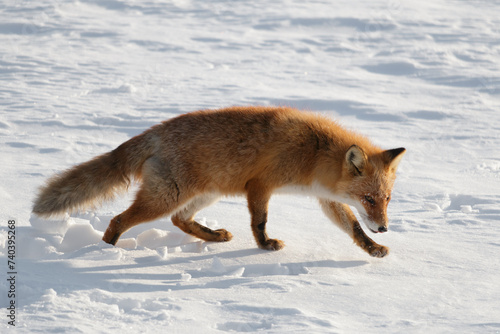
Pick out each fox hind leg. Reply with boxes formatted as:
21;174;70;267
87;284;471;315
103;185;185;245
171;194;233;242
103;159;193;245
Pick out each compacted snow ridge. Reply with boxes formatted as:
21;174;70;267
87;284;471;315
1;0;500;333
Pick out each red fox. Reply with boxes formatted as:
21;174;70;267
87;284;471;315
33;106;405;257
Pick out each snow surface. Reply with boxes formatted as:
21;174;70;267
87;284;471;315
1;0;500;332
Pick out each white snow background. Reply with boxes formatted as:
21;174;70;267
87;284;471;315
1;0;500;333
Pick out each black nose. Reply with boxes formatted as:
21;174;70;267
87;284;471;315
378;226;388;233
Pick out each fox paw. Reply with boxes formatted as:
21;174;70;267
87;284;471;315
368;244;389;258
213;229;233;242
259;238;285;251
103;218;121;245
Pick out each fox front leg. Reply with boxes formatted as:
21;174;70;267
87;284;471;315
319;199;389;258
245;179;285;251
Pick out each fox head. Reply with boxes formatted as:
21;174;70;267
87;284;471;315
339;145;406;234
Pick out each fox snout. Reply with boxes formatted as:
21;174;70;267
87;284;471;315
377;226;388;233
365;220;389;234
358;211;389;234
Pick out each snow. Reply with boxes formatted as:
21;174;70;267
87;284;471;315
1;0;500;332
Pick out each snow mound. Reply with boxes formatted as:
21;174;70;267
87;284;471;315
29;213;73;235
136;228;170;249
58;222;103;253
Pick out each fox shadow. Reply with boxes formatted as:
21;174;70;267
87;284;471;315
14;245;368;308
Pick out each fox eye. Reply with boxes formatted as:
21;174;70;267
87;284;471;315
386;195;391;201
364;196;375;205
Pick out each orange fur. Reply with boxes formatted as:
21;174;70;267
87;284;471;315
33;106;405;257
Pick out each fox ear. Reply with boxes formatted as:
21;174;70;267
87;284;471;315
346;145;367;176
384;147;406;172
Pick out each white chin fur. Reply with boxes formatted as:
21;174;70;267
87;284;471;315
352;204;380;233
360;215;380;233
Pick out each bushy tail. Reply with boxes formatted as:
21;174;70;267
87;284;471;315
32;131;154;217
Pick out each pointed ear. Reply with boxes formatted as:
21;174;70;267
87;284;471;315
384;147;406;172
345;145;367;176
